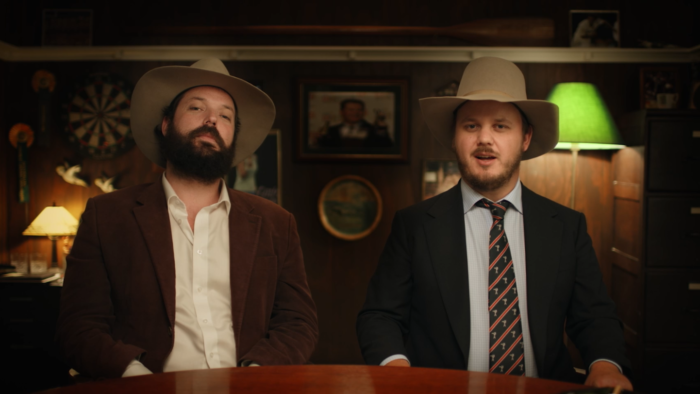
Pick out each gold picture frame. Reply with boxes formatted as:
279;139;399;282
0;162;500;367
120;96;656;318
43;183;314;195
318;175;382;241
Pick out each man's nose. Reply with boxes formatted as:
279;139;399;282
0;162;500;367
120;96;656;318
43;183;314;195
475;128;493;144
204;110;217;126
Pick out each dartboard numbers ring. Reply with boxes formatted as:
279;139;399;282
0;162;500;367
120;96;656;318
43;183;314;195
63;73;134;159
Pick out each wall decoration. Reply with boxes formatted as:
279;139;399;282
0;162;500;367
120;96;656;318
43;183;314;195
570;10;620;48
56;162;88;188
690;81;700;109
63;72;134;159
297;78;408;162
318;175;382;241
94;173;117;193
8;124;34;203
42;9;93;46
32;70;56;147
226;129;281;205
640;67;680;109
423;160;461;200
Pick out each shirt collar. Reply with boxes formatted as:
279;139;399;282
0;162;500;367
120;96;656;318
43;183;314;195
162;173;231;215
460;178;523;215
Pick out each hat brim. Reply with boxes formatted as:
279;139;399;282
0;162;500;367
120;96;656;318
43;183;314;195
419;95;559;160
131;65;276;168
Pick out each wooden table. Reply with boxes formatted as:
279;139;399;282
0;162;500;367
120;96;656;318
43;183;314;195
40;365;589;394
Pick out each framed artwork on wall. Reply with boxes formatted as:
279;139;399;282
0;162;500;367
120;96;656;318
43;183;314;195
640;67;680;109
423;160;461;200
226;129;282;205
318;175;382;241
297;78;409;162
569;10;620;48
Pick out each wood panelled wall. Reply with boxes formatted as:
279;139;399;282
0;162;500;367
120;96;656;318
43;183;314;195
0;59;691;365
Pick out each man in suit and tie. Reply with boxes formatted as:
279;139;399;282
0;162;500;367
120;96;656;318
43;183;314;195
57;58;318;379
357;57;632;390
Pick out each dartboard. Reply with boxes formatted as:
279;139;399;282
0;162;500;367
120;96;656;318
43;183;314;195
63;73;134;159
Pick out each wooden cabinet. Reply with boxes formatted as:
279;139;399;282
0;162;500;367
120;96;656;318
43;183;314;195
612;110;700;393
0;282;71;393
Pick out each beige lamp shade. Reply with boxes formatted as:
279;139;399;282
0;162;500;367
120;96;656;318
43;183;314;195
23;206;79;236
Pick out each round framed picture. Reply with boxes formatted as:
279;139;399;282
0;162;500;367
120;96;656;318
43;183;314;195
318;175;383;241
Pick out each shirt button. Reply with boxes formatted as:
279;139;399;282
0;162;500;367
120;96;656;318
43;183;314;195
203;319;208;324
210;353;214;358
177;219;182;224
197;249;203;255
198;287;202;293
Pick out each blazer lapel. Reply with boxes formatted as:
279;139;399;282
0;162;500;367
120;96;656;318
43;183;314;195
226;189;262;346
522;185;563;372
424;182;471;366
133;181;177;326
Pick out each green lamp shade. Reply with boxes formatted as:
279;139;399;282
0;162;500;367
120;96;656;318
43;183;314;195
547;83;625;150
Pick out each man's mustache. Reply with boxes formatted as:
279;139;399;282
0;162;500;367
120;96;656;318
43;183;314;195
188;125;226;149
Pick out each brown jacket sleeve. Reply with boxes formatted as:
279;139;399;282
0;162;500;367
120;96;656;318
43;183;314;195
238;213;319;365
56;198;145;378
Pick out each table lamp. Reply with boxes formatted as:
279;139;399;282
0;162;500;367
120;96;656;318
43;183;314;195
23;205;79;271
546;83;625;209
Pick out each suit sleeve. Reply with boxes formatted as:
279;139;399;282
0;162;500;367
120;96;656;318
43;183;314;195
56;198;145;378
565;213;632;376
239;214;319;365
356;211;413;365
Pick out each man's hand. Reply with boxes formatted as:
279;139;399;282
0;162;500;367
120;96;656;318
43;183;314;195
385;359;410;367
584;361;632;391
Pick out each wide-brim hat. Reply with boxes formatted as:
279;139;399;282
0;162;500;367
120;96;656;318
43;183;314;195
131;58;276;167
419;57;558;160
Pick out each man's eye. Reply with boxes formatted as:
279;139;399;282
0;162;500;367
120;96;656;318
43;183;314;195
190;106;200;110
221;115;231;120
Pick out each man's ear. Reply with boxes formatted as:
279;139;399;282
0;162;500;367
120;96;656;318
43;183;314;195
161;118;169;136
522;125;533;152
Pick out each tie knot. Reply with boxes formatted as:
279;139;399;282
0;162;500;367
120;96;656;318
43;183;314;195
475;199;509;220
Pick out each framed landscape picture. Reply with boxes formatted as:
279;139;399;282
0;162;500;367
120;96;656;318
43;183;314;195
226;129;282;205
297;78;409;162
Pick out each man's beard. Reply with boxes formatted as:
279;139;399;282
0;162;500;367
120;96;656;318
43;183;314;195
459;148;522;193
162;123;236;184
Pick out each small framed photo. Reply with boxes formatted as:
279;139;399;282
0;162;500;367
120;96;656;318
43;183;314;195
297;78;409;162
640;67;681;109
226;129;282;205
318;175;382;241
423;160;461;200
569;10;620;47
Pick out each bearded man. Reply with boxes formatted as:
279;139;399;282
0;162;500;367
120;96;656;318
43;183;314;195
357;57;632;390
57;58;318;379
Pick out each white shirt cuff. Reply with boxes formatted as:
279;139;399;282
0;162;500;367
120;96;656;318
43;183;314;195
380;354;410;366
589;359;623;374
122;359;154;378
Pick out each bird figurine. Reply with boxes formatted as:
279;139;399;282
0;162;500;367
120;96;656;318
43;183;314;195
56;162;88;187
94;174;117;193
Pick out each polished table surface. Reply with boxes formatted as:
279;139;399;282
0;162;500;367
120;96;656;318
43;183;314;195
40;365;589;394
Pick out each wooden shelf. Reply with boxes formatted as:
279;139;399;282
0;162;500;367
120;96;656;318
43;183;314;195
1;40;698;63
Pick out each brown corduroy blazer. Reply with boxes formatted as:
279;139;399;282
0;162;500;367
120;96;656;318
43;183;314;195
56;181;318;379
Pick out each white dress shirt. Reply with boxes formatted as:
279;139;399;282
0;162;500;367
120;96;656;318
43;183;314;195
123;175;236;377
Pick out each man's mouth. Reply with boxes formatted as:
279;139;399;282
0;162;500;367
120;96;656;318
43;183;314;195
474;152;497;164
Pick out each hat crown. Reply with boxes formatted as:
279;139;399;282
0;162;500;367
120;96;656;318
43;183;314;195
456;57;527;100
190;58;231;76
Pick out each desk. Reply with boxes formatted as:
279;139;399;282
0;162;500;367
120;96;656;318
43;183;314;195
40;365;587;393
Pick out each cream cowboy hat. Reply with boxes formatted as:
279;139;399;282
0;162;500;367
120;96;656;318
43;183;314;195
131;58;276;167
419;57;558;160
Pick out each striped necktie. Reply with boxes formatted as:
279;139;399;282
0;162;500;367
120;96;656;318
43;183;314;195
475;199;525;375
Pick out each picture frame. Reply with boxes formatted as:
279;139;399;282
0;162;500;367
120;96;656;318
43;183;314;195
42;9;93;46
569;10;620;48
423;160;461;200
226;129;282;205
640;67;681;109
318;175;382;241
297;78;409;162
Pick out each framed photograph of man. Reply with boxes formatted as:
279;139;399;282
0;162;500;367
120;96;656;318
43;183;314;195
569;10;620;48
423;160;461;200
226;129;282;205
297;78;409;161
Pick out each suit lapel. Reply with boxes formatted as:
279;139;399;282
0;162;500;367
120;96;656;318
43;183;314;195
424;182;471;366
226;189;262;347
133;181;177;326
521;185;562;372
